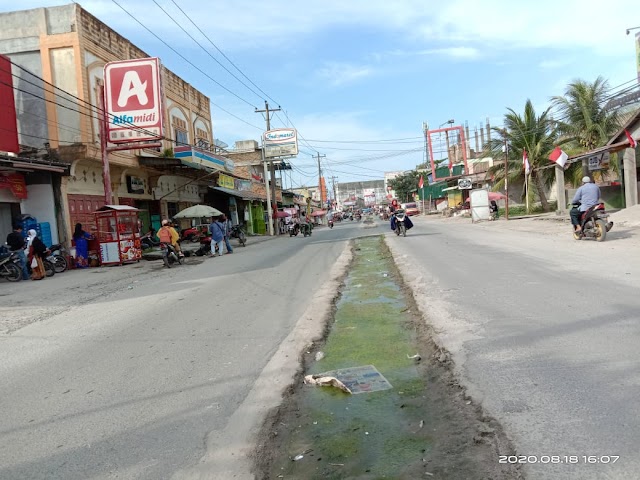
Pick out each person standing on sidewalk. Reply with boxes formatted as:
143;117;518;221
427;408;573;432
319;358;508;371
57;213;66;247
27;229;47;280
220;214;234;254
6;224;29;280
209;217;225;257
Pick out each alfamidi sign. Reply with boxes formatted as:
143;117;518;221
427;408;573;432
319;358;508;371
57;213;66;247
104;58;164;144
263;128;298;158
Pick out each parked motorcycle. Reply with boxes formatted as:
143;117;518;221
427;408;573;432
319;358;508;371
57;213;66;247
230;225;247;246
47;243;68;273
141;231;160;250
571;202;613;241
0;246;22;282
160;242;181;267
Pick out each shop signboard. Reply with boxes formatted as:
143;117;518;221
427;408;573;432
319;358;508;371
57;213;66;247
263;128;298;158
588;152;610;171
218;173;235;190
0;173;27;199
235;179;251;191
104;57;164;143
175;145;226;171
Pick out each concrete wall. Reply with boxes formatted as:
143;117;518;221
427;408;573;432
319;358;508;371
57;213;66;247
21;181;59;245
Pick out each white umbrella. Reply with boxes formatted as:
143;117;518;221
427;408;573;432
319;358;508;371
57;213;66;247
173;204;223;219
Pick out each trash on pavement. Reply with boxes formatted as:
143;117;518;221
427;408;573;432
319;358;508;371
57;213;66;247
304;374;352;394
315;351;325;361
407;353;421;361
293;454;304;461
307;365;392;394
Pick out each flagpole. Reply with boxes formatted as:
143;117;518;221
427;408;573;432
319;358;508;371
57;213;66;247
525;173;529;214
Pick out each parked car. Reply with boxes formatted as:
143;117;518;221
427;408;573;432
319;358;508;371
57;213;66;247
401;202;420;216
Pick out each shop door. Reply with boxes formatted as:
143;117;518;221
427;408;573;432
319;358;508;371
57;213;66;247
251;204;265;234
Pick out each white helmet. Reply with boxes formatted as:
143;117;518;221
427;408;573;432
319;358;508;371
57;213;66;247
581;176;591;183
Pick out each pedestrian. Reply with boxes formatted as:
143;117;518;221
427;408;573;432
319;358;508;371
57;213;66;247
220;214;234;254
73;223;93;268
6;224;29;280
27;229;47;280
209;216;225;257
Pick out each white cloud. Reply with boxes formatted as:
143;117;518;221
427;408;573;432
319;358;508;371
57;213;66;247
6;0;638;57
419;46;481;59
317;62;373;86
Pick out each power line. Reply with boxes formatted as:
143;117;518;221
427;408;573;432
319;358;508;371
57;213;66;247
111;0;258;109
169;0;281;107
152;0;265;102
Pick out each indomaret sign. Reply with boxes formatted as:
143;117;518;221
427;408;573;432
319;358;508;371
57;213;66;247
104;58;164;144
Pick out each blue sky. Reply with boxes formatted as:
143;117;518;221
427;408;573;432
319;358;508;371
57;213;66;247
5;0;640;187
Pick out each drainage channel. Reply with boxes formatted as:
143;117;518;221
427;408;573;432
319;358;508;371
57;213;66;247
256;236;519;479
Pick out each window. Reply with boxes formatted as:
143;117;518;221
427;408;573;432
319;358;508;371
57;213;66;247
175;128;189;146
167;202;179;219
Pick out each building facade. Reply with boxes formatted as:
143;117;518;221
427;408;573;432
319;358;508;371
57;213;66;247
0;4;223;243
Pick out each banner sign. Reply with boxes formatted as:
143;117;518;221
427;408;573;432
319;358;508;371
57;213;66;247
0;173;27;199
0;55;19;154
263;128;298;158
104;57;164;143
218;173;235;189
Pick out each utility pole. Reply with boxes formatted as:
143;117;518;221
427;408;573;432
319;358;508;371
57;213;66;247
330;176;338;208
314;152;326;207
255;101;281;235
503;132;510;220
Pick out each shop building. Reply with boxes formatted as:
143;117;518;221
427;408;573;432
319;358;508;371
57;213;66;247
0;4;217;243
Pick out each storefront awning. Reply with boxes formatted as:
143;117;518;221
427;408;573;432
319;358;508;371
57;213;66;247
210;186;266;202
138;156;216;172
441;186;459;192
0;154;70;174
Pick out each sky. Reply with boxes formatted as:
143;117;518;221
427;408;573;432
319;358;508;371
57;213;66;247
4;0;640;189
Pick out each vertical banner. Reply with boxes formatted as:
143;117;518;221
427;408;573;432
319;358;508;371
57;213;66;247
0;55;19;154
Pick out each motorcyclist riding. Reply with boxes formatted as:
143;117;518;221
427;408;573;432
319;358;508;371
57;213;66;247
571;176;600;233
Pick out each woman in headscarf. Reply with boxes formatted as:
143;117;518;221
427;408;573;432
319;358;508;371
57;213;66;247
73;223;93;268
27;229;47;280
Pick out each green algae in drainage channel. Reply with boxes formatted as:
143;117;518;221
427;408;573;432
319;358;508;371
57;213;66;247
270;236;432;479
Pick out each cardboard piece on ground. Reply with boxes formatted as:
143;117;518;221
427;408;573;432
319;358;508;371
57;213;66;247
312;365;393;394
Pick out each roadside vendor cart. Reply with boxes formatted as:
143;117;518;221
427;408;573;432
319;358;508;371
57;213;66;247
94;205;142;265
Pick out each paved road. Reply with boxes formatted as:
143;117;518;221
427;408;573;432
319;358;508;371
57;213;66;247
0;220;370;480
388;215;640;480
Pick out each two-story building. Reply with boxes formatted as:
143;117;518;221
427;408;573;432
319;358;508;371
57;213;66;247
0;3;225;243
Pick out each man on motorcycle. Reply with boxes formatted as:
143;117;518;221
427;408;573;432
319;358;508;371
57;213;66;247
158;220;180;266
571;176;601;233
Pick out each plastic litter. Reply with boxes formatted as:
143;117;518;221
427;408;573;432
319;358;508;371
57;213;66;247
407;353;421;361
304;374;352;394
293;454;304;461
315;351;325;361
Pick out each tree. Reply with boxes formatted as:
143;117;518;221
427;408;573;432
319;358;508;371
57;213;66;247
388;171;419;203
486;100;558;211
551;77;620;151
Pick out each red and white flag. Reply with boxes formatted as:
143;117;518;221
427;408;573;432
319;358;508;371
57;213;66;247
418;175;424;189
522;149;530;175
625;129;637;149
549;147;568;168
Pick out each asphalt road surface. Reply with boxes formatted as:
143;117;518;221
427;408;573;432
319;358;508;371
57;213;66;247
0;220;367;480
388;215;640;480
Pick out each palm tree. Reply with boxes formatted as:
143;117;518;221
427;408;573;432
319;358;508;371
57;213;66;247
551;76;620;151
486;100;557;211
